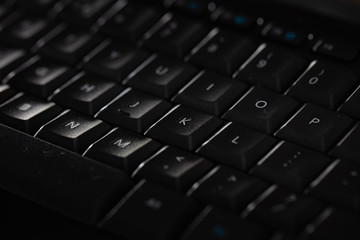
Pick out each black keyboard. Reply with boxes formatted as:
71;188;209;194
1;0;360;239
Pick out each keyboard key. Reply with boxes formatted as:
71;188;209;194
83;41;149;82
224;87;299;133
248;186;324;233
276;104;353;152
338;86;360;119
172;0;210;16
174;70;248;115
330;123;360;165
61;0;115;27
189;30;257;75
236;44;307;92
9;57;75;98
40;28;102;65
304;208;360;240
126;55;198;98
35;110;110;153
313;38;359;62
52;73;123;115
0;123;133;225
251;141;331;191
133;146;214;191
0;45;26;78
189;166;269;211
144;15;209;58
263;23;305;45
198;122;277;170
96;88;172;133
101;3;161;42
100;180;198;240
0;93;62;134
181;206;270;240
287;60;358;109
145;105;222;151
0;84;16;104
0;15;50;47
310;160;360;212
84;128;161;173
214;8;254;30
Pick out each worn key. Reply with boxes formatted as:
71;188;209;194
189;165;269;211
145;105;222;151
198;122;277;170
287;60;358;109
35;110;110;153
174;70;248;115
275;104;353;152
236;44;307;92
96;88;172;133
251;141;331;192
52;73;123;115
0;93;62;134
100;180;198;240
224;86;299;134
133;145;214;191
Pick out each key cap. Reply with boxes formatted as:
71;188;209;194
198;122;277;170
9;57;75;98
214;9;254;30
101;3;161;43
144;15;209;58
133;146;214;191
84;128;160;173
35;110;110;153
287;60;358;109
224;87;299;134
189;30;257;75
52;73;123;115
189;166;269;211
338;86;360;119
236;44;307;92
174;70;248;115
310;160;360;212
248;186;324;233
61;0;115;27
83;41;149;82
304;208;360;240
145;105;222;151
0;84;16;103
0;15;50;47
0;123;133;225
251;141;331;191
330;123;360;165
40;28;102;65
313;38;359;62
96;88;172;133
181;206;271;240
275;104;353;152
263;23;305;45
0;93;62;134
100;180;198;240
126;55;198;98
172;0;210;16
0;45;26;78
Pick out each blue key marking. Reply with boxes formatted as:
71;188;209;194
285;31;297;40
212;224;228;238
187;1;200;11
234;15;246;25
